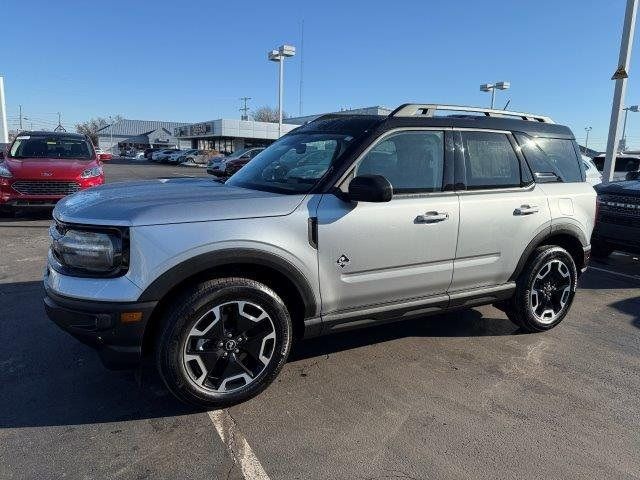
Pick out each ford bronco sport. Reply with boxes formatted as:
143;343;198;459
44;104;596;408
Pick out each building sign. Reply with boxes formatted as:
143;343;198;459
190;123;211;136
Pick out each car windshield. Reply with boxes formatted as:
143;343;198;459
10;135;93;160
225;133;351;194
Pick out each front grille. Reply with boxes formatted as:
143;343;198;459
599;194;640;216
11;181;80;196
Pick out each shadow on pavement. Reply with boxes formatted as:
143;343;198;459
0;281;198;429
290;308;523;362
0;279;523;428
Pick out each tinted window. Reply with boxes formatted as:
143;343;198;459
515;134;583;182
10;135;93;160
461;132;521;189
355;131;444;193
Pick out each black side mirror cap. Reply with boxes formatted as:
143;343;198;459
348;175;393;202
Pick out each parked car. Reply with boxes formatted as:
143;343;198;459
207;147;265;177
151;148;179;162
184;150;222;165
167;149;198;164
591;180;640;257
592;153;640;182
95;148;113;161
144;147;166;159
44;104;595;408
0;131;104;215
582;155;602;186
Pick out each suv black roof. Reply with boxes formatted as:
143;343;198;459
17;131;88;140
294;106;574;140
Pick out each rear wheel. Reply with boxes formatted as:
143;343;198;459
156;277;292;408
506;246;577;332
0;206;14;218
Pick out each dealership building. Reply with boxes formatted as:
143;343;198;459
96;119;191;154
175;106;391;154
96;107;390;155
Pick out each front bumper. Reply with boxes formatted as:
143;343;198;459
206;162;226;176
43;286;157;369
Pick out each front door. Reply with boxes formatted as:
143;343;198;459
316;129;460;315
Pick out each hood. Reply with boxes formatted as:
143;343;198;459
54;177;306;226
4;157;96;179
595;180;640;198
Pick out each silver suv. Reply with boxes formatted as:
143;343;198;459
44;104;596;408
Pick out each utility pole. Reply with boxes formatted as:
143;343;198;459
239;97;252;121
19;104;23;131
603;0;639;183
54;112;66;132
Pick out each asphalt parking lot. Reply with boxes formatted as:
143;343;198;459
1;160;639;480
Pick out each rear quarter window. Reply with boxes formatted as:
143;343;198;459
515;134;583;182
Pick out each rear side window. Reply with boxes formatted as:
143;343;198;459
460;131;521;189
355;130;444;193
515;134;583;182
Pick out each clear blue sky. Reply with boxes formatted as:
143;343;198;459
2;0;638;150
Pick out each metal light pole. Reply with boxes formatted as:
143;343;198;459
603;0;639;183
268;45;295;137
620;105;639;151
0;77;8;143
480;81;510;109
585;126;592;152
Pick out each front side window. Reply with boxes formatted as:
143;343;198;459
515;134;583;182
461;132;521;189
226;133;350;194
354;130;444;193
10;136;93;160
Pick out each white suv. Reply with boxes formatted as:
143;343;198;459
44;104;596;408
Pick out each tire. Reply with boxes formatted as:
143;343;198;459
0;207;14;218
505;246;577;332
156;277;292;408
591;240;614;258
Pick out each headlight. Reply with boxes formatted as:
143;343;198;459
50;224;127;275
0;163;12;178
80;166;103;178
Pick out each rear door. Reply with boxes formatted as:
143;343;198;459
450;129;551;292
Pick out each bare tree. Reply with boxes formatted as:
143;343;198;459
75;115;122;145
252;106;288;123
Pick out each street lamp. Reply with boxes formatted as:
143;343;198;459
480;81;510;109
620;105;639;151
268;44;296;137
584;126;592;152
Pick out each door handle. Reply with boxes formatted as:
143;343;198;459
514;204;539;215
416;211;449;223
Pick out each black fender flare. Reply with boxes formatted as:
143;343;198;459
137;248;318;318
508;223;588;282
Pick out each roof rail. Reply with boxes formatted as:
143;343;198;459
389;104;554;124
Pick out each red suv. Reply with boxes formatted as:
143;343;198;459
0;131;105;214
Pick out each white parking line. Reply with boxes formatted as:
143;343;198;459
208;409;271;480
589;266;640;282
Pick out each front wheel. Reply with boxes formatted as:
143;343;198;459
156;277;292;408
506;246;577;332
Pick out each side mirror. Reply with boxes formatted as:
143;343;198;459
348;175;393;202
626;171;640;181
